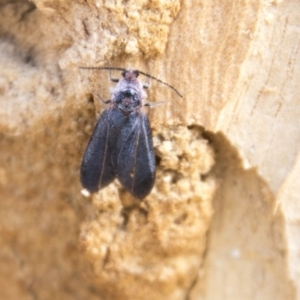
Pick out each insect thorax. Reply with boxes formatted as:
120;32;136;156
113;88;142;113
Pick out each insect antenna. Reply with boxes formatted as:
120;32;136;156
138;71;183;98
79;66;127;72
79;66;183;98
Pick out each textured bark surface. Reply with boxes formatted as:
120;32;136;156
0;0;299;299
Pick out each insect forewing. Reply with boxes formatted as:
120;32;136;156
80;109;116;192
114;112;156;199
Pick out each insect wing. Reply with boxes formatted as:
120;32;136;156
114;112;156;199
80;109;116;192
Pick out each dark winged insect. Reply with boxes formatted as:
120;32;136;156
80;67;182;199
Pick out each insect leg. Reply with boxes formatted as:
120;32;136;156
144;101;165;108
109;68;120;83
143;75;151;89
94;93;111;105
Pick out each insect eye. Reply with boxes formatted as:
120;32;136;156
124;91;133;97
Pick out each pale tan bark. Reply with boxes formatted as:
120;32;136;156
0;0;298;299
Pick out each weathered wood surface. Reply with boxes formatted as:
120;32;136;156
0;0;298;299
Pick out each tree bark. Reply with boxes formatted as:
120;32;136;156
0;0;298;299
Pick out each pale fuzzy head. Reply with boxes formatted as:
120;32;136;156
110;69;147;105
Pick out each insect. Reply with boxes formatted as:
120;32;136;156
80;67;182;199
